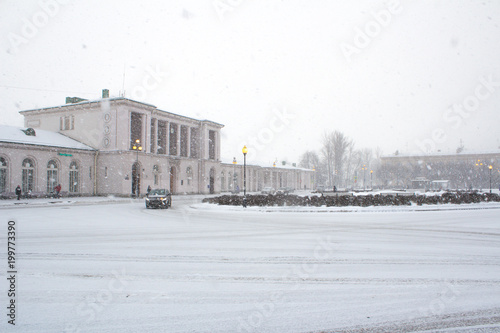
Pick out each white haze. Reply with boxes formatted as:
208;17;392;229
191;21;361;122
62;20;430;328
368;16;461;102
1;0;499;165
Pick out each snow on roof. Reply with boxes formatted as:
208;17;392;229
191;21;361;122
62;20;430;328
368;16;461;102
221;159;313;171
0;125;95;151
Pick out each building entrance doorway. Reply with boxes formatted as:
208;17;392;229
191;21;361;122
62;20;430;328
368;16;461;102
132;162;140;197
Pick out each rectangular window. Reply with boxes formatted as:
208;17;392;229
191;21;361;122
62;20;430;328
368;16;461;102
130;112;142;149
157;120;167;155
169;123;178;155
104;167;108;178
180;125;188;157
190;127;199;158
209;130;216;160
150;118;156;153
60;115;74;131
64;116;70;130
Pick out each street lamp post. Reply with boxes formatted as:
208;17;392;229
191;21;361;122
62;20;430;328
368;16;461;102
242;146;248;208
370;170;373;191
242;146;248;196
132;139;142;197
489;165;493;193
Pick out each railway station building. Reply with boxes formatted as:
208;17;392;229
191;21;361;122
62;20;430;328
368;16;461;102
0;92;313;197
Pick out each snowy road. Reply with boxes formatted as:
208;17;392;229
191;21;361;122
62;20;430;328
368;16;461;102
1;196;500;332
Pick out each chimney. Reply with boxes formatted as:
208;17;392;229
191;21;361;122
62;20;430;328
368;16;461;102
102;89;109;98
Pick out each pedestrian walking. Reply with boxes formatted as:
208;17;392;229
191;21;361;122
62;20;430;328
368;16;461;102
15;185;21;200
54;184;61;198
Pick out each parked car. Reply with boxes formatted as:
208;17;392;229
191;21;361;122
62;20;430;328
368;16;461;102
145;188;172;209
261;187;275;195
276;187;293;195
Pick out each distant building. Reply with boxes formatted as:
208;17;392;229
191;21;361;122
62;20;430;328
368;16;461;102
0;92;313;197
380;151;500;190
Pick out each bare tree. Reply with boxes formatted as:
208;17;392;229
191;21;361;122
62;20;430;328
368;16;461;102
299;150;320;169
320;130;353;188
344;144;359;188
332;131;352;188
321;131;334;187
299;150;326;188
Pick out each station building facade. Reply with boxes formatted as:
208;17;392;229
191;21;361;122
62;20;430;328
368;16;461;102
1;94;313;197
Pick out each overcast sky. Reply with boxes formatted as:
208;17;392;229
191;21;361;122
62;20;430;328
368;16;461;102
1;0;499;165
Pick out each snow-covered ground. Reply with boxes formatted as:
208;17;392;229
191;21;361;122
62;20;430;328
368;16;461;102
1;195;500;332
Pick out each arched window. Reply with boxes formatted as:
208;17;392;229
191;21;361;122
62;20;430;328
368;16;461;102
221;171;225;191
186;166;192;185
22;158;35;193
0;157;7;193
69;161;79;193
46;160;58;193
153;165;160;186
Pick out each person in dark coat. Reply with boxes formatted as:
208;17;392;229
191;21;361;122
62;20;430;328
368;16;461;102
147;185;152;197
15;185;21;200
54;184;62;198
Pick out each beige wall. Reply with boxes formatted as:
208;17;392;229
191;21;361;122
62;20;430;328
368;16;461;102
22;99;224;160
96;151;224;196
0;143;95;195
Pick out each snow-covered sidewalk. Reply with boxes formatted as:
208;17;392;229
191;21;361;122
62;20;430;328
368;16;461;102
0;196;133;209
0;193;217;209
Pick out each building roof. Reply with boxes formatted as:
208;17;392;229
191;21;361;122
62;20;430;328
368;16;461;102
381;150;500;160
221;159;313;172
19;97;225;128
0;125;95;151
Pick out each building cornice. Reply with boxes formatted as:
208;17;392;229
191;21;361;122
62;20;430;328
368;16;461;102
19;97;225;128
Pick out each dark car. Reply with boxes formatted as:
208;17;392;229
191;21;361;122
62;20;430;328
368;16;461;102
145;188;172;209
